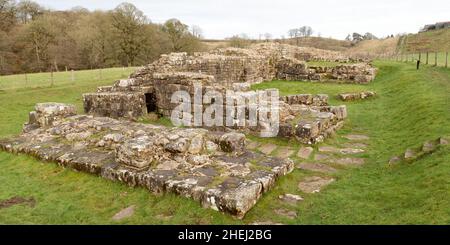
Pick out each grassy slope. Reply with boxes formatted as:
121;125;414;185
283;37;352;51
250;62;450;224
395;29;450;67
346;37;399;57
0;62;449;224
400;29;450;53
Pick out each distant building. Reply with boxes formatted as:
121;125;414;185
420;21;450;32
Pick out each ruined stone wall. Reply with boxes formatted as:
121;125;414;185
280;94;329;106
126;42;376;90
83;70;347;144
275;57;377;83
327;63;377;84
152;72;221;117
130;49;273;89
249;42;350;62
83;92;147;119
82;42;361;143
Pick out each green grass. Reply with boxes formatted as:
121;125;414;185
396;29;450;67
0;62;449;224
0;67;137;90
399;29;450;53
395;52;449;67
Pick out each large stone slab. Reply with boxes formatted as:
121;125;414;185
297;162;337;174
298;176;335;193
112;205;135;221
278;194;303;204
258;143;278;155
343;134;370;141
331;157;365;166
297;146;313;159
276;147;294;159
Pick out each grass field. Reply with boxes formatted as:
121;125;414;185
0;67;137;91
0;62;449;224
390;52;448;68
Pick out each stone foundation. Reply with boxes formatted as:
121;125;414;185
0;103;295;218
278;104;347;144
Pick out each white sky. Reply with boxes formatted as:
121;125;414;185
34;0;450;40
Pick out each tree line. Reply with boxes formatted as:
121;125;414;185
0;0;204;75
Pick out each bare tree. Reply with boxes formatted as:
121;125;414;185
0;1;205;74
298;26;313;37
16;0;44;24
0;0;17;32
263;33;272;41
352;32;363;42
227;34;250;48
162;18;189;51
162;18;203;52
305;26;313;37
345;34;352;41
190;25;203;39
287;28;297;38
363;32;377;40
111;2;148;66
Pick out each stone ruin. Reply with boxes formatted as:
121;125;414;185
83;42;368;143
338;91;377;101
0;103;294;218
0;43;378;218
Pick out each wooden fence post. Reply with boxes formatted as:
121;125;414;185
435;52;438;66
50;69;54;87
418;53;421;62
426;52;429;65
446;52;448;68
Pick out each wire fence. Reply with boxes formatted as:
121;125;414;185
377;51;449;68
0;67;139;91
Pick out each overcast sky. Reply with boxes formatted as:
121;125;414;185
34;0;449;40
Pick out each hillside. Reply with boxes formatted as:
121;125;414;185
346;37;399;57
202;36;352;52
398;28;450;53
280;36;352;52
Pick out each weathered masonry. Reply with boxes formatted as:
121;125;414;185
0;103;294;218
83;43;370;143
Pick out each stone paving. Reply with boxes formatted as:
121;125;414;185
253;133;370;223
258;143;278;155
298;176;335;193
297;162;338;174
275;147;295;159
0;103;296;219
297;146;314;159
